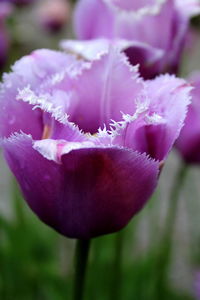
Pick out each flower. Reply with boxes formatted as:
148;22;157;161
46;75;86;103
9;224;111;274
36;0;71;33
74;0;200;79
176;72;200;164
0;46;191;239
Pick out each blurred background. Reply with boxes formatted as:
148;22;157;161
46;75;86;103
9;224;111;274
1;1;200;299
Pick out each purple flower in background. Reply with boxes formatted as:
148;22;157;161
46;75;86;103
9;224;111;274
0;3;12;69
74;0;200;79
176;72;200;164
194;271;200;299
0;46;191;238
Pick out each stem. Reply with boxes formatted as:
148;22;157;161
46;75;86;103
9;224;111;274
164;163;188;239
155;162;188;295
111;231;124;300
73;239;91;300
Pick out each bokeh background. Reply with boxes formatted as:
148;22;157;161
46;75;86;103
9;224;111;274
1;1;200;299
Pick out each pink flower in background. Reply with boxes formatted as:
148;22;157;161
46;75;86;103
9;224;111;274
36;0;71;33
74;0;200;79
176;72;200;164
0;46;191;238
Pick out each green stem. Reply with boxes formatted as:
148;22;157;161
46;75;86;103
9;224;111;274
73;239;91;300
155;162;188;295
111;231;124;300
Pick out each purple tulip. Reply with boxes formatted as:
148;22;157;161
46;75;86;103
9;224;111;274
176;72;200;164
0;47;191;238
74;0;200;79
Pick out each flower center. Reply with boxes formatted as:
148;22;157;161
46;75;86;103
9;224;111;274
42;125;52;139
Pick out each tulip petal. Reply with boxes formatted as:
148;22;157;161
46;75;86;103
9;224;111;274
176;73;200;163
74;0;115;39
111;75;191;161
60;38;111;60
74;0;194;78
144;75;192;160
60;38;164;79
74;0;173;50
0;49;79;139
0;49;82;139
176;0;200;18
2;133;159;239
66;50;143;133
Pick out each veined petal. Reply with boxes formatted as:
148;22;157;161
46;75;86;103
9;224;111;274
66;49;143;133
60;38;164;79
1;133;159;239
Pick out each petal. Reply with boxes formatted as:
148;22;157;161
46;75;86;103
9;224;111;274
10;49;78;88
2;133;159;239
74;0;174;50
67;49;143;133
74;0;115;39
33;138;96;163
60;38;111;60
112;75;191;161
60;38;164;79
176;73;200;163
0;82;43;139
106;0;163;12
114;0;176;51
74;0;190;76
138;75;192;160
123;42;164;79
0;49;80;138
16;85;89;142
175;0;200;18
